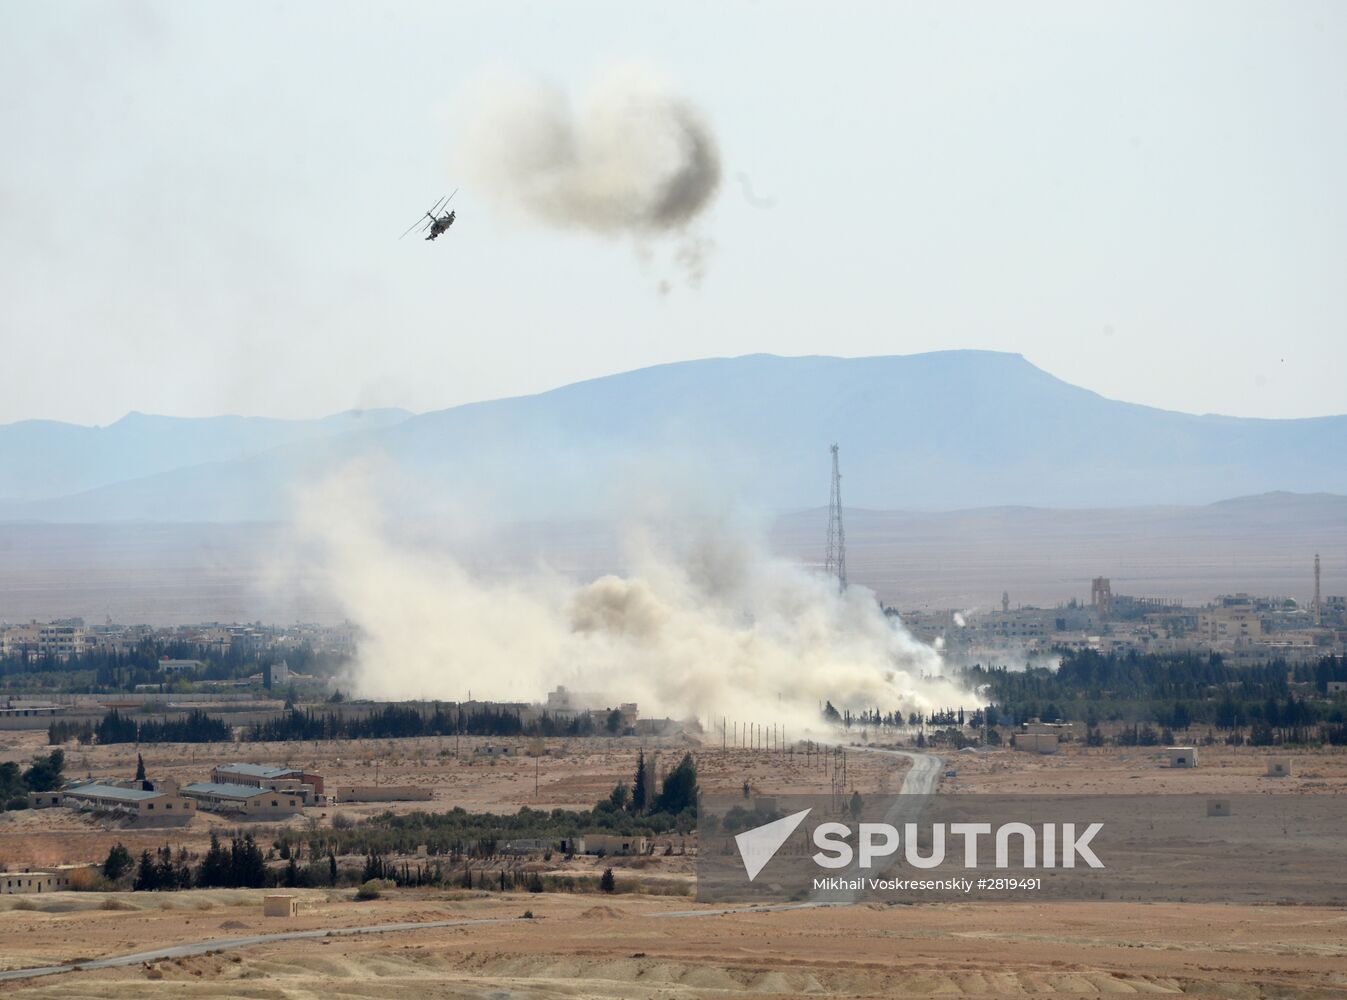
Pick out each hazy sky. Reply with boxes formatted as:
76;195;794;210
3;1;1344;426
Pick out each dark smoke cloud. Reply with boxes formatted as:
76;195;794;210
459;65;721;285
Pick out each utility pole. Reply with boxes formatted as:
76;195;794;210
825;444;847;591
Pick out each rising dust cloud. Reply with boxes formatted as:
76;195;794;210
297;463;974;733
458;65;721;289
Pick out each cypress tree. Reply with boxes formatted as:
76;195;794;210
134;850;158;891
631;750;647;812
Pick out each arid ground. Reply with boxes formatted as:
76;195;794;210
2;890;1347;998
2;734;1345;997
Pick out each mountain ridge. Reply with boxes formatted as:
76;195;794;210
1;351;1343;521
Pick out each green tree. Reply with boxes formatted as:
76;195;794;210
22;749;65;792
103;842;133;881
197;832;230;887
232;833;267;888
0;761;24;808
631;750;648;812
599;867;616;893
134;850;159;891
134;753;146;782
653;753;698;814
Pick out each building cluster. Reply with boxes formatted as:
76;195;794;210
0;619;359;662
25;760;442;823
906;573;1346;664
28;762;328;824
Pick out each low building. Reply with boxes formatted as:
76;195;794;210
211;763;324;797
1016;732;1059;754
500;838;553;855
182;782;303;818
633;718;684;737
578;834;649;856
1023;721;1073;738
263;894;298;917
54;781;195;822
1167;747;1198;768
0;702;64;731
1;870;73;894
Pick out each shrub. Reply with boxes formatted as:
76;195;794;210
355;878;393;900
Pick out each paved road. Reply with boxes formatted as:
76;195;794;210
0;748;938;984
808;746;942;904
0;916;518;984
877;746;943;796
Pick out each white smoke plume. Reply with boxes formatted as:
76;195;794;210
457;65;720;287
296;462;974;734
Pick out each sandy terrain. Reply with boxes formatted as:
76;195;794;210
1;889;1346;998
942;742;1347;795
2;738;1346;995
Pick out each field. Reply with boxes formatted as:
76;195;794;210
941;742;1347;795
3;732;1347;997
0;729;902;870
2;889;1347;997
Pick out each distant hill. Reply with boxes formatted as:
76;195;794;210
0;408;412;502
1;352;1344;521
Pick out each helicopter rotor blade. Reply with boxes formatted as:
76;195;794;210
444;188;459;205
399;215;428;239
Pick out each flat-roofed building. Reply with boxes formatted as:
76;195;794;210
2;870;73;894
182;781;303;818
54;781;195;822
1167;746;1198;768
210;763;324;797
1016;732;1060;754
1196;608;1263;643
579;834;649;856
0;702;63;730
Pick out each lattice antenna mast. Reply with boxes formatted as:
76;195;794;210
824;443;847;591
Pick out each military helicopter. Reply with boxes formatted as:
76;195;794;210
400;190;457;241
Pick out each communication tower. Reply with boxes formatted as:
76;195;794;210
824;444;847;591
